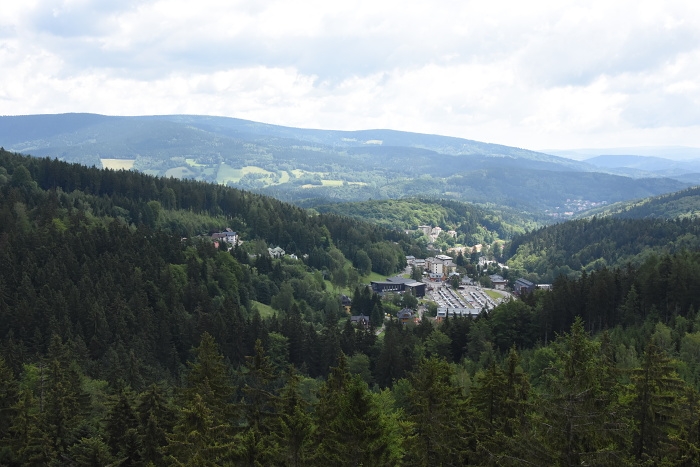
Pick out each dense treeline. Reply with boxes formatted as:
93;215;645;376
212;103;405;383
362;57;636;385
0;148;418;384
0;149;416;274
312;197;536;247
505;215;700;282
583;185;700;220
4;149;700;465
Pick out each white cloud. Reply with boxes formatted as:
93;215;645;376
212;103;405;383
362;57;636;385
1;0;700;149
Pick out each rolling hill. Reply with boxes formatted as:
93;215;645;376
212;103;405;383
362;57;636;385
0;113;691;216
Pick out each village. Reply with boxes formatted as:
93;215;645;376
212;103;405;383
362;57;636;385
207;226;547;329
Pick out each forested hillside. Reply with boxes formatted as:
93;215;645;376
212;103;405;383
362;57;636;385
581;185;700;220
1;113;691;216
312;198;537;246
3;149;700;465
504;215;700;282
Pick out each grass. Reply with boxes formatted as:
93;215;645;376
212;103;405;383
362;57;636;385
251;301;277;318
165;166;197;178
484;289;502;300
101;159;135;170
217;164;277;185
365;271;389;283
185;158;207;167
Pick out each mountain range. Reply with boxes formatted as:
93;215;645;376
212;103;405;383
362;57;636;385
0;113;694;217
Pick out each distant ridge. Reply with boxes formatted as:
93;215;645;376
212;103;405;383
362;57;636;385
0;113;691;217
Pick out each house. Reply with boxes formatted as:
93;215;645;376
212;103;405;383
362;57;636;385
341;294;352;313
417;225;432;236
426;255;457;277
211;228;238;244
405;255;416;265
268;246;285;258
490;274;507;290
436;308;447;322
397;308;415;325
350;315;371;330
514;278;535;295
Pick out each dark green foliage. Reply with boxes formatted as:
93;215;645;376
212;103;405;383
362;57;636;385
4;148;700;464
405;357;472;465
506;215;700;282
631;342;686;461
313;355;398;466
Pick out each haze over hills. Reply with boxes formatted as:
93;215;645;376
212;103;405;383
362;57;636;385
0;113;691;218
544;146;700;161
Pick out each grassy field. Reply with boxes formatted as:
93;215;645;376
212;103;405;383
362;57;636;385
364;271;391;283
217;164;276;185
485;289;502;300
185;158;206;167
165;166;197;178
101;159;135;170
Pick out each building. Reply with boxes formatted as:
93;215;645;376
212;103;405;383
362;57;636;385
268;246;285;258
514;278;535;295
350;315;370;329
405;255;416;265
397;308;415;325
490;274;507;290
371;276;426;297
341;294;352;313
426;255;457;277
211;228;238;244
417;225;432;236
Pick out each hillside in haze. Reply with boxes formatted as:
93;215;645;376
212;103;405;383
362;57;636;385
0;113;690;217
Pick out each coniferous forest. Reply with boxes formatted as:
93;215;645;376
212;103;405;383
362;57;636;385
3;149;700;466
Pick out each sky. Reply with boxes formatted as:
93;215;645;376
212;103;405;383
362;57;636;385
1;0;700;151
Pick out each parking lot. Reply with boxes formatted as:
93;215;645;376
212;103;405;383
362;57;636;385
426;281;507;313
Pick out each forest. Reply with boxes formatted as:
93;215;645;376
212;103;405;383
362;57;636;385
504;215;700;283
3;149;700;465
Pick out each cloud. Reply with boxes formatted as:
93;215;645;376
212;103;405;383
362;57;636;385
1;0;700;149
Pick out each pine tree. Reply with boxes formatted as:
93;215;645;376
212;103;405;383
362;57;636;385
106;388;141;466
631;341;686;462
137;383;175;466
313;355;397;466
524;318;630;466
235;339;280;466
164;393;236;466
272;367;315;466
405;356;471;466
66;436;116;466
182;332;235;424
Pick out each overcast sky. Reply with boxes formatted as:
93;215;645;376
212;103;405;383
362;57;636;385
1;0;700;151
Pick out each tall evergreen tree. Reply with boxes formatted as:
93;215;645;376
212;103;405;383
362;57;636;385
314;355;397;466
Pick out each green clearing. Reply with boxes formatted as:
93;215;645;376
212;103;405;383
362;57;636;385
101;159;135;170
217;164;276;185
185;158;207;167
165;166;197;178
291;169;325;177
216;164;243;184
485;289;502;300
251;300;276;318
364;271;388;283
